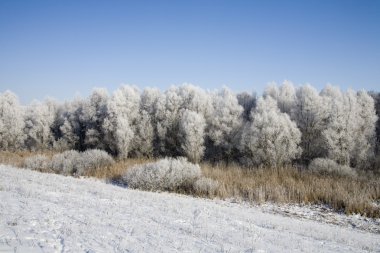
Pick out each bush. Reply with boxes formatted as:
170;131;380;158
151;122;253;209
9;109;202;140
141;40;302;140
123;157;202;192
309;158;357;178
193;177;219;196
24;155;50;171
50;149;115;176
76;149;115;176
51;150;81;175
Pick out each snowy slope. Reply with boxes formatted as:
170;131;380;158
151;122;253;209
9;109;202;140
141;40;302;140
0;165;379;253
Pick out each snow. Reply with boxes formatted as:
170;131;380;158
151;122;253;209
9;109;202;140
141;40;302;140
0;165;379;253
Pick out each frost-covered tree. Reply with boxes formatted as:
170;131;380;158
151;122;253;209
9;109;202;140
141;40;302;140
241;97;301;167
206;87;243;162
52;98;86;151
139;87;162;156
321;86;377;168
369;91;380;156
291;85;328;163
1;83;377;169
81;88;110;150
24;99;57;151
132;110;154;157
264;80;296;115
351;91;377;168
102;85;139;158
321;86;357;166
154;86;183;156
140;87;162;116
0;91;25;151
102;101;133;158
176;84;213;118
237;92;257;121
179;109;206;163
263;82;280;100
153;84;212;157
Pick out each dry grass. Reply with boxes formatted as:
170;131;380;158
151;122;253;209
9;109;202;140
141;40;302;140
201;163;380;218
0;151;57;167
0;151;154;179
88;157;156;181
1;151;380;218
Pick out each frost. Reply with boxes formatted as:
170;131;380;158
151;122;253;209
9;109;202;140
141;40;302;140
123;157;201;191
0;165;379;252
23;155;50;172
309;158;357;178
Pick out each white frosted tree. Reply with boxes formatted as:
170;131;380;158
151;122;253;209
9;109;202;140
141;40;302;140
369;91;380;158
112;85;140;125
321;86;357;166
140;87;161;116
54;98;86;151
351;91;377;168
263;82;280;100
154;86;183;156
237;92;257;121
140;87;162;156
264;80;296;115
176;84;213;118
131;110;154;158
113;116;134;159
291;85;328;163
102;85;139;159
207;87;243;162
24;99;57;151
179;109;206;163
151;84;214;157
241;97;301;167
0;91;25;151
82;88;109;150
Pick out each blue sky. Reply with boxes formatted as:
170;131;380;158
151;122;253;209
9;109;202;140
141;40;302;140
0;0;379;104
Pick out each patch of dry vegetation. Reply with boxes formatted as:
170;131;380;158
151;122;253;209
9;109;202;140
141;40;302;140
1;151;379;218
0;151;56;168
201;163;380;218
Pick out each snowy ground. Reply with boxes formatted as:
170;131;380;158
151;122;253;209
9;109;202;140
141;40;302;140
0;165;379;253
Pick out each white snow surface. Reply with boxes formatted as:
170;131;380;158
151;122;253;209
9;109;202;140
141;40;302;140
0;165;379;253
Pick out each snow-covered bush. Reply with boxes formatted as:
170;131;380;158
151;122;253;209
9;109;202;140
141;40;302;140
27;149;114;176
193;177;219;196
24;155;51;171
309;158;357;178
123;157;202;192
76;149;115;176
50;149;114;176
51;150;81;175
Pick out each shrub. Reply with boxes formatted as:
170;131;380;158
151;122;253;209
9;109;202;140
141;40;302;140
24;155;50;171
309;158;357;178
51;150;81;175
123;157;202;192
76;149;115;176
50;149;114;176
193;177;219;196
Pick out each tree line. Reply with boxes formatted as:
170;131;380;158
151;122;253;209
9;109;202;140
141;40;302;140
0;81;379;170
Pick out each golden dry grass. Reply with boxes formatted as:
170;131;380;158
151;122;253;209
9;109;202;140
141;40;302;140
201;163;380;217
0;150;57;167
89;157;156;180
2;151;380;217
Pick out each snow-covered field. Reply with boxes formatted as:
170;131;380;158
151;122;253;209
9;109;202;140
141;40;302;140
0;165;379;253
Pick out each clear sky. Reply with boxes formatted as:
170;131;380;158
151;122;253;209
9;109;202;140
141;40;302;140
0;0;379;104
